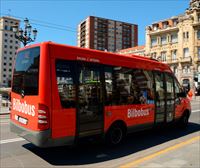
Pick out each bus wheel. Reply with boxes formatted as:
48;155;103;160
179;111;189;128
106;123;125;146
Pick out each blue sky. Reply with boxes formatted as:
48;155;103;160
1;0;189;46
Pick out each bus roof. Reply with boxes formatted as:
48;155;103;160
18;41;172;73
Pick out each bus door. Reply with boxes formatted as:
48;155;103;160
77;63;104;137
165;73;175;122
154;72;166;123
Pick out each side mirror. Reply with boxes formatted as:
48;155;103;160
177;92;187;98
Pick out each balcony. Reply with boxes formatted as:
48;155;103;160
196;57;200;62
167;59;179;64
180;56;192;63
149;26;179;35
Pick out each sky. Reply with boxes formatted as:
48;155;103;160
1;0;189;46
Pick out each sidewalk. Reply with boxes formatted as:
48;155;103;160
191;95;200;101
0;106;10;115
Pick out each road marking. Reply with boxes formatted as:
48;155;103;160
120;136;200;168
192;109;200;113
0;137;25;144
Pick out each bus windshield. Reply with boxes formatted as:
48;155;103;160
12;47;40;96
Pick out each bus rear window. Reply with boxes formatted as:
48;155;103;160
12;47;40;96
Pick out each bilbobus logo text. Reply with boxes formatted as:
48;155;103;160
128;108;149;118
13;98;35;116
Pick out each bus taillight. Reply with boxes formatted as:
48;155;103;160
38;104;49;130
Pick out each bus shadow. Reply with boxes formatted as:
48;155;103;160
23;122;200;166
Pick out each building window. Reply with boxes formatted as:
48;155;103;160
183;32;189;40
183;48;189;58
162;22;168;29
151;37;157;47
171;33;178;43
172;50;177;60
10;40;13;43
172;19;178;26
198;65;200;72
153;24;158;31
10;46;13;49
183;65;190;74
4;25;8;30
5;33;8;37
197;30;200;40
10;34;13;37
4;51;7;54
161;51;167;62
151;52;157;59
4;45;7;48
198;47;200;58
4;39;8;43
161;36;167;45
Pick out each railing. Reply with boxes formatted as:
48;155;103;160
167;59;179;64
180;56;191;63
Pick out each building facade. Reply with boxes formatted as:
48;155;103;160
118;45;145;56
77;16;138;52
145;0;200;88
0;16;20;87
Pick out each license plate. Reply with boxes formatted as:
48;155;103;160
18;117;28;125
15;115;28;125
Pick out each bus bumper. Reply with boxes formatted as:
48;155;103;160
10;121;75;148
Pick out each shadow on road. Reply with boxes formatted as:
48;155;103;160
23;121;200;166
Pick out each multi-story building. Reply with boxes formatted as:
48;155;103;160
118;45;145;56
145;0;200;87
0;16;20;87
77;16;138;52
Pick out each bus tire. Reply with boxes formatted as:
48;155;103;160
106;122;126;146
179;110;189;128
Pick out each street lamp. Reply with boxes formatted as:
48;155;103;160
12;18;38;46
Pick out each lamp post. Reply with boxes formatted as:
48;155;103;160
12;18;38;46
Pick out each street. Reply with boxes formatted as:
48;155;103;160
0;100;199;168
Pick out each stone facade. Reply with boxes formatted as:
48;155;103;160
145;0;200;87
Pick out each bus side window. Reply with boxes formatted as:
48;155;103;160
131;70;154;104
174;78;182;104
104;67;114;105
56;60;76;108
113;67;132;105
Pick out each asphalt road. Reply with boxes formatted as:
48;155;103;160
0;101;199;168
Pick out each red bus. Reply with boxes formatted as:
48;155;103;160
10;42;191;147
